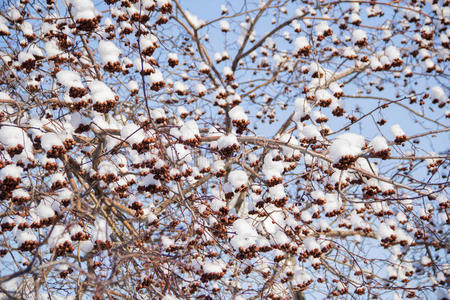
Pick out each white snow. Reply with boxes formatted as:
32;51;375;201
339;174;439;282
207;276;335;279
370;56;382;71
174;81;188;94
328;133;365;162
0;16;10;35
161;235;175;249
302;124;321;140
194;83;207;96
70;0;97;21
199;62;210;73
41;133;63;151
94;217;111;241
386;46;401;61
324;193;342;214
293;97;312;121
390;124;405;137
149;69;164;84
98;41;121;64
20;21;33;36
217;134;238;149
184;11;205;29
262;151;284;180
378;223;394;240
203;261;223;274
220;20;230;31
14;228;37;245
36;200;55;219
230;218;258;250
127;80;138;92
352;29;367;44
56;70;84;88
292;267;311;286
88;80;116;103
167;143;192;163
168;52;178;61
0;124;32;155
228;170;248;189
293;36;310;53
0;164;23;180
431;86;446;102
370;136;389;152
179;120;200;141
211;160;225;174
223;66;233;76
120;122;145;144
48;225;71;249
211;198;226;212
229;106;248;121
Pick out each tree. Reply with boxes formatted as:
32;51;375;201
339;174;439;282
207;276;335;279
0;0;448;298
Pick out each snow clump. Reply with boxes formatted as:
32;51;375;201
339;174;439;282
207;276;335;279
328;133;365;169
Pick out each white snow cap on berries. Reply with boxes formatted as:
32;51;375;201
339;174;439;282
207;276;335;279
220;20;230;31
168;52;178;60
14;228;37;245
36;199;55;219
217;134;238;149
370;136;389;152
140;34;158;50
229;106;248;121
45;40;63;58
230;218;258;250
223;66;233;76
385;46;401;61
56;70;84;88
0;124;32;153
378;223;395;240
149;69;164;84
120;122;145;144
94;217;111;241
262;151;284;180
301;124;321;140
293;36;310;52
199;62;210;73
184;11;205;29
48;225;71;249
431;86;446;102
203;261;224;274
293;97;311;121
0;164;23;180
279;134;300;157
0;16;10;35
328;133;365;162
179;120;200;141
315;21;330;36
304;236;320;252
127;80;138;92
228;170;248;189
390;124;405;137
98;40;121;64
88;80;116;103
352;29;367;44
194;83;207;96
292;267;311;286
70;0;97;20
41;133;63;151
